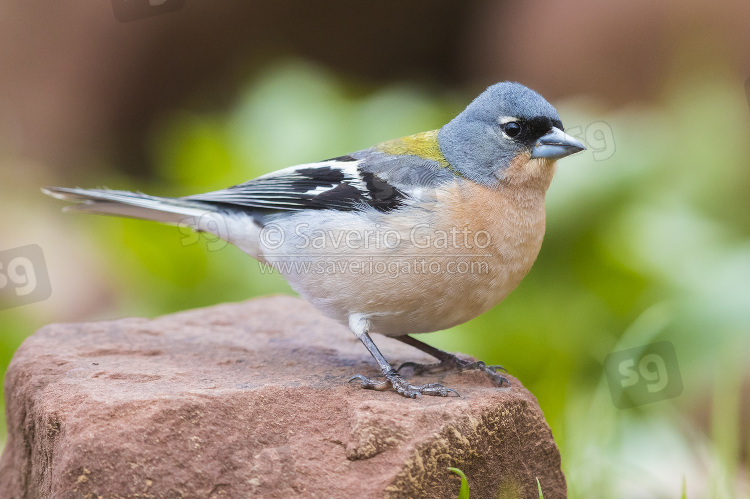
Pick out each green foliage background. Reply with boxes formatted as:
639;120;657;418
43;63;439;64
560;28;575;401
2;60;749;496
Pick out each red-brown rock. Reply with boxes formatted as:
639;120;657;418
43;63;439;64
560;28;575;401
0;296;565;498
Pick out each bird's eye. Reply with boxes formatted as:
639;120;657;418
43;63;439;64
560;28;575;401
502;121;522;138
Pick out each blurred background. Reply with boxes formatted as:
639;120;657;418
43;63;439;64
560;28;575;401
1;1;749;497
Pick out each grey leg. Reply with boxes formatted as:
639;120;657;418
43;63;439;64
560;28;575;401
394;334;510;387
347;314;459;398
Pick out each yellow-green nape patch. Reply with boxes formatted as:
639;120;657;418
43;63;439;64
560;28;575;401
376;130;462;176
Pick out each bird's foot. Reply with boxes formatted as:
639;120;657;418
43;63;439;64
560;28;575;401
349;370;459;398
397;357;510;387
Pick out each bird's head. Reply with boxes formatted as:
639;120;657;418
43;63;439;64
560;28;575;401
438;82;585;187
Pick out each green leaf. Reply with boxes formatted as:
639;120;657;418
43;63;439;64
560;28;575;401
537;478;544;499
448;468;470;499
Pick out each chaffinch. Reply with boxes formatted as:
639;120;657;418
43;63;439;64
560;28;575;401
44;82;585;398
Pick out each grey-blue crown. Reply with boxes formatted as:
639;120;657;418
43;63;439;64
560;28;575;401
462;82;560;124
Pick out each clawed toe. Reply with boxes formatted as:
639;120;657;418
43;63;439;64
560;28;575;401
485;371;511;387
417;382;460;397
396;358;511;388
478;362;508;373
349;372;460;398
470;361;510;387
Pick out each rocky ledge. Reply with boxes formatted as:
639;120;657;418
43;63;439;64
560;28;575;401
0;296;565;498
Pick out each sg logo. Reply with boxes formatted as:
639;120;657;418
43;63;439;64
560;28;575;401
604;341;683;409
565;121;616;161
0;245;52;310
177;214;229;252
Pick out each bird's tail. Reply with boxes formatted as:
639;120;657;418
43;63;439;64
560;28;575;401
42;186;223;233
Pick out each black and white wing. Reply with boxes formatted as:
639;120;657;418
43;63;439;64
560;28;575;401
183;156;410;213
182;140;460;214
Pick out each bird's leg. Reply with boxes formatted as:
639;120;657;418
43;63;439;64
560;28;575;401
395;335;510;387
347;314;459;398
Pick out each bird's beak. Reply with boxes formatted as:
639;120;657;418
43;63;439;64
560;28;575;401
530;127;586;160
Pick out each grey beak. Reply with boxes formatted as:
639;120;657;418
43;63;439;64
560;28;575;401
530;127;586;160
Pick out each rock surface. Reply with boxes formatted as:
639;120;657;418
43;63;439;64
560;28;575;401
0;296;566;498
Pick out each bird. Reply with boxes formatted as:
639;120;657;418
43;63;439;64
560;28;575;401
43;82;585;398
